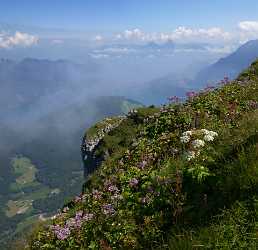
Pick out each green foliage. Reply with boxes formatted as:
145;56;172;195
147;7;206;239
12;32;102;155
27;60;258;249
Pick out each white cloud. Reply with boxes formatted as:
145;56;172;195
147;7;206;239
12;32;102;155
124;29;144;40
94;35;104;42
169;26;231;42
115;26;231;44
238;21;258;32
89;53;109;59
94;47;136;54
116;28;152;41
238;21;258;43
0;31;39;49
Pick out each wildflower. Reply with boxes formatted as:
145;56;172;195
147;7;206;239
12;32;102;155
129;178;139;188
184;151;196;161
138;160;148;169
62;206;69;213
248;100;258;109
180;135;190;143
83;213;94;221
200;129;209;135
75;211;83;219
168;95;180;103
186;91;196;98
66;218;77;228
51;225;70;240
192;139;205;149
102;204;116;216
107;185;119;193
183;131;192;136
203;134;214;142
92;189;102;200
204;85;215;92
201;129;218;141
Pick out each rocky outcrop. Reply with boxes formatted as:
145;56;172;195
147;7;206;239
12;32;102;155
81;116;126;177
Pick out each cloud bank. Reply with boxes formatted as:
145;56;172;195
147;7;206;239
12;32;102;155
115;27;232;44
0;31;39;49
113;21;258;45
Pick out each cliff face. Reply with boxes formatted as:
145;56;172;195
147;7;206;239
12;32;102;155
28;60;258;250
81;108;158;177
81;116;125;177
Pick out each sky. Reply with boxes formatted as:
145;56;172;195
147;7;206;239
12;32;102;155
1;0;258;31
1;1;258;51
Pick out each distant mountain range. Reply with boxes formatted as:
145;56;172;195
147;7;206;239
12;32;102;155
193;40;258;87
134;40;258;104
0;58;99;119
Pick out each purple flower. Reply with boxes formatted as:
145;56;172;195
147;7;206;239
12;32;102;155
66;218;77;228
224;76;230;83
138;160;147;169
168;95;180;103
248;100;258;109
186;91;196;98
204;85;215;92
65;210;92;230
102;204;116;216
51;225;70;240
62;206;69;213
83;213;94;221
92;189;102;200
75;211;83;220
219;76;230;85
107;185;119;193
129;178;139;188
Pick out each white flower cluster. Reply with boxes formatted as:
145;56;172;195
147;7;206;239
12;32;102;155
184;150;196;161
180;131;192;144
180;129;218;161
192;139;205;149
201;129;218;142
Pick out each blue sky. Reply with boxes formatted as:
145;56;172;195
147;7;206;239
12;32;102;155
1;0;258;50
1;0;258;31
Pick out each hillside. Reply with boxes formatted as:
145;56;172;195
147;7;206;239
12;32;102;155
0;96;142;250
26;60;258;249
194;39;258;87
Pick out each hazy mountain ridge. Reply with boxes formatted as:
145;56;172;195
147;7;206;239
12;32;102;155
193;40;258;87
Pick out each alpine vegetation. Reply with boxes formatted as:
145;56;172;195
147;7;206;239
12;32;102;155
26;60;258;249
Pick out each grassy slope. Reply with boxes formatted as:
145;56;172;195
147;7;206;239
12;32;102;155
26;60;258;249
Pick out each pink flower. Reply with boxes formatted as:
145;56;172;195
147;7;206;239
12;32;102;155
186;91;196;98
102;204;116;216
129;178;139;188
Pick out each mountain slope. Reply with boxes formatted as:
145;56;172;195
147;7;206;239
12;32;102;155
0;96;142;250
26;60;258;249
194;40;258;86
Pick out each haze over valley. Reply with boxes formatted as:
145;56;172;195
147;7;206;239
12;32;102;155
1;1;258;249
